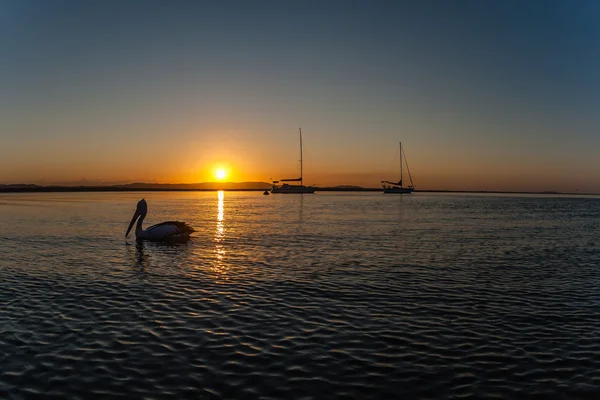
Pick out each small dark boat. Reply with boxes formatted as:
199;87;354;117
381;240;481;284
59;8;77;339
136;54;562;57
263;190;270;195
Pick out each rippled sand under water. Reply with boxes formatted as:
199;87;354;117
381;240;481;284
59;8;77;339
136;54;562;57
1;192;600;399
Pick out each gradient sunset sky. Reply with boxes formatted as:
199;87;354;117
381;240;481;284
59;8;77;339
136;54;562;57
1;0;599;191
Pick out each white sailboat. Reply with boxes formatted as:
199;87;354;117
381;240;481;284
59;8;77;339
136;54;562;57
382;142;414;194
271;128;316;194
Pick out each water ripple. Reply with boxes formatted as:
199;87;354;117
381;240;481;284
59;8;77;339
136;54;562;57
1;192;600;398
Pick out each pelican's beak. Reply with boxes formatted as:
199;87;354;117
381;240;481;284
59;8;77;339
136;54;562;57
126;210;140;237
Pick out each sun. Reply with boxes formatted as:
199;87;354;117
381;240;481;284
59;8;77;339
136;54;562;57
215;168;227;181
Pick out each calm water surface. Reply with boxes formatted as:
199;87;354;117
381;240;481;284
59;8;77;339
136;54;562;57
1;192;600;399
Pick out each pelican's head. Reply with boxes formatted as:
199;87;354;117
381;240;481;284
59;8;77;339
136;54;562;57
126;199;148;237
136;198;147;215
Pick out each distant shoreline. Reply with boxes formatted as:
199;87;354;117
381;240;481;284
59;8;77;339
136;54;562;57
0;185;597;196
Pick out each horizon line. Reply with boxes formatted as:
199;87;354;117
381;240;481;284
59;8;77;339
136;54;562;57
0;182;598;196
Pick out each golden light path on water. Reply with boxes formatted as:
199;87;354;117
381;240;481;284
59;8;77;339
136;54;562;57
213;190;227;281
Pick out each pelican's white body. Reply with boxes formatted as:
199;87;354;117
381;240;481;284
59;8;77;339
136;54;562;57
127;199;194;241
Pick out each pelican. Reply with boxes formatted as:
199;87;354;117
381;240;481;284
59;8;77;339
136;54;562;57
126;199;195;241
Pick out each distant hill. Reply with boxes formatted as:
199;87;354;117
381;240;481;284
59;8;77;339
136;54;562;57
120;182;272;190
0;182;273;192
0;184;41;189
318;185;380;191
334;185;368;189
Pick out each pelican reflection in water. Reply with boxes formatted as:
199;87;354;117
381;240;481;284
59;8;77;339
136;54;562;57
126;199;195;242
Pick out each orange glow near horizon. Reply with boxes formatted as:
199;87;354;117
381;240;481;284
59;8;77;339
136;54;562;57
4;143;600;193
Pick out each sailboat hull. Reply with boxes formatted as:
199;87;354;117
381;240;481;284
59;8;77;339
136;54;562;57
271;185;315;194
383;187;414;194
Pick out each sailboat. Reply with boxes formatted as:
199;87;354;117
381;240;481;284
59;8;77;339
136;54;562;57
271;128;316;194
382;142;414;194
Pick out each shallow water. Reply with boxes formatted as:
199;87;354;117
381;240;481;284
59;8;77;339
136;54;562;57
1;191;600;399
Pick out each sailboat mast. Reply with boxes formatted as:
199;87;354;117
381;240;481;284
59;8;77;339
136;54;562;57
300;128;303;186
400;142;403;187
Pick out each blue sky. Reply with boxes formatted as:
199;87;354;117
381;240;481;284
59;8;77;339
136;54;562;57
1;0;599;190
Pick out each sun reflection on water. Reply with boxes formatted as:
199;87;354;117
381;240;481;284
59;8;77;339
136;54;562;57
217;190;224;226
213;190;227;280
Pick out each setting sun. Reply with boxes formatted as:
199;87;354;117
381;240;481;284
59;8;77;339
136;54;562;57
215;168;227;181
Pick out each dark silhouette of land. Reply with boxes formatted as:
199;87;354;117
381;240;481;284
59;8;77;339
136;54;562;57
0;182;597;195
0;182;273;192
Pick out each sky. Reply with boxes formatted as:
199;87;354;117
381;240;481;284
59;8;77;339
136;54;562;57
1;0;599;191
